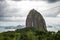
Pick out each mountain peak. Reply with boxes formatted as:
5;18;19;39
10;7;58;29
26;9;47;31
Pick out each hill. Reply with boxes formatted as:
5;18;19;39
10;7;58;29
0;27;60;40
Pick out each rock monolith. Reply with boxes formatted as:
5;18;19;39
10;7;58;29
26;9;46;31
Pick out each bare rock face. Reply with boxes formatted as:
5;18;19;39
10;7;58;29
26;9;46;31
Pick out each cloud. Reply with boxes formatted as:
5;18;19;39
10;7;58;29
45;17;60;25
0;0;4;1
0;1;60;23
0;1;22;17
0;1;8;17
0;17;26;22
57;14;60;17
47;0;60;3
0;1;47;17
0;0;21;1
11;0;60;2
41;6;60;17
0;0;59;2
0;1;60;27
12;0;22;1
0;1;60;17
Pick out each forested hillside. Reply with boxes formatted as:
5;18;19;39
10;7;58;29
0;27;60;40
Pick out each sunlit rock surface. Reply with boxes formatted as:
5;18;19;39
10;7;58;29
26;9;46;31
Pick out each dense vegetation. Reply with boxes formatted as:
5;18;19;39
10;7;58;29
0;27;60;40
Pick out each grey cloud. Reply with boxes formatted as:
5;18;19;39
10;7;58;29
0;1;21;17
42;6;60;17
0;0;4;1
12;0;22;1
47;0;59;3
0;0;59;2
0;1;8;17
11;0;44;1
0;1;60;22
0;17;26;22
0;0;21;1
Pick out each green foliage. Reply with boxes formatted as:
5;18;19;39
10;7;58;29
0;27;60;40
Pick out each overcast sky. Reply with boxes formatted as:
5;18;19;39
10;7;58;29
0;0;60;26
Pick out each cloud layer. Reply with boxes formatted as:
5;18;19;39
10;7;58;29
0;0;59;1
41;5;60;17
0;1;60;19
0;1;60;26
